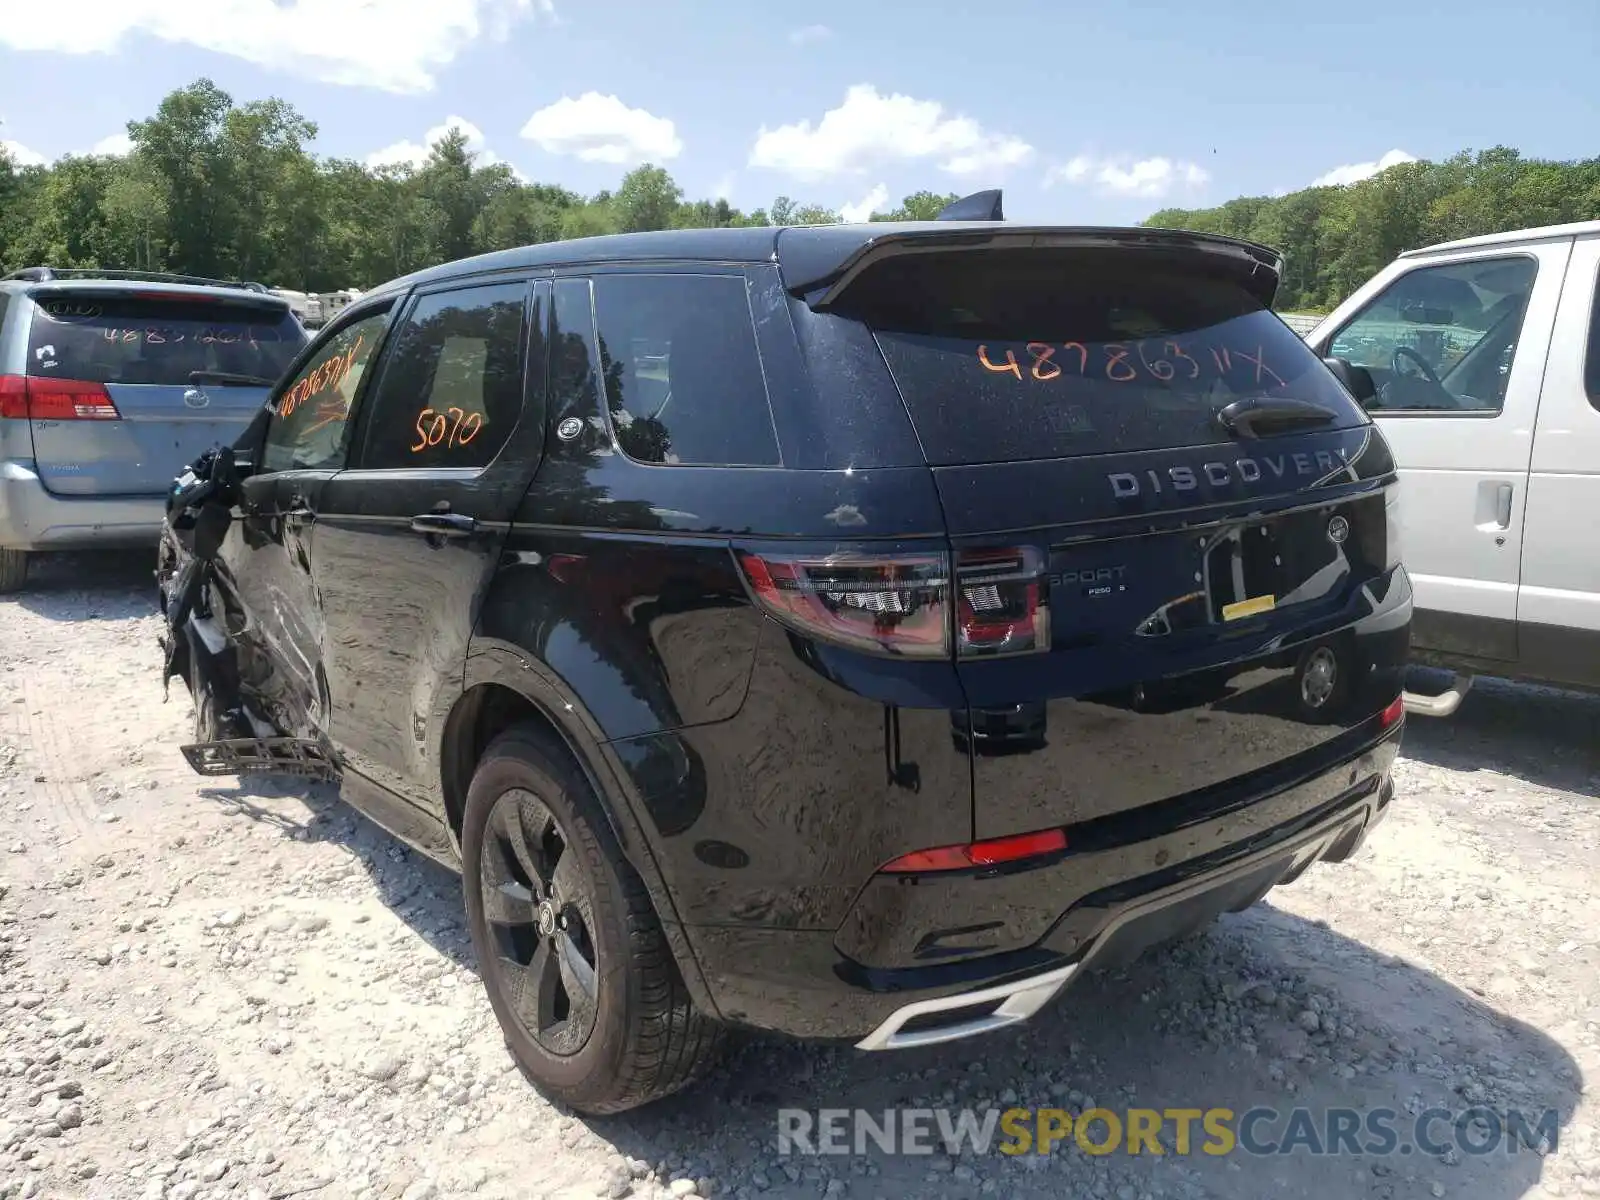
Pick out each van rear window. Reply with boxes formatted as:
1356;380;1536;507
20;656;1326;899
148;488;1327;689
838;249;1366;466
27;293;304;387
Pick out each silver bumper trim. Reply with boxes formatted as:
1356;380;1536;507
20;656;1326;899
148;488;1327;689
853;963;1077;1052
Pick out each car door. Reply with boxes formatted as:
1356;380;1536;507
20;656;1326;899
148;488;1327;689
1516;233;1600;685
309;276;547;815
218;302;396;738
1310;238;1570;664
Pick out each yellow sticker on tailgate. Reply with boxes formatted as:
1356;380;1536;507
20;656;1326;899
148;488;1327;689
1222;594;1277;622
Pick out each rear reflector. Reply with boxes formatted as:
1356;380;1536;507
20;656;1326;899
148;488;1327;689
880;828;1068;873
1380;693;1404;729
0;375;120;421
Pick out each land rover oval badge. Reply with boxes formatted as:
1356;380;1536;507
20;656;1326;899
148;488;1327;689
1327;515;1350;545
557;417;583;442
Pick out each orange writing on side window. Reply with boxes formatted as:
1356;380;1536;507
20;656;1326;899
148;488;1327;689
410;406;487;454
280;333;365;421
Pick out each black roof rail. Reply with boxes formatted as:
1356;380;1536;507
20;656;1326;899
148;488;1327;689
3;266;274;294
935;189;1004;222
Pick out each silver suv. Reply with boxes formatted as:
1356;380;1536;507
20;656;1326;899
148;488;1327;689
0;268;308;590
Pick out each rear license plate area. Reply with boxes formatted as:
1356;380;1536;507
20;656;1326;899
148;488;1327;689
1205;504;1351;624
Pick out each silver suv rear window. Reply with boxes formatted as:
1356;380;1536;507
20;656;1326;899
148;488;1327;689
27;293;304;386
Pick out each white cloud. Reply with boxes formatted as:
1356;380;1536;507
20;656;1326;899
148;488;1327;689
1310;148;1417;188
788;24;832;45
367;115;488;169
749;84;1033;182
839;183;888;223
0;0;550;94
711;173;736;201
520;93;682;165
90;132;134;157
1046;154;1210;200
2;140;46;168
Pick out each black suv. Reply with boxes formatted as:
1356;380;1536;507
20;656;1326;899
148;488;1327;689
158;195;1412;1114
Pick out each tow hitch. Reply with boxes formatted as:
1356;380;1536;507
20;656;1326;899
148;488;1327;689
1401;671;1474;718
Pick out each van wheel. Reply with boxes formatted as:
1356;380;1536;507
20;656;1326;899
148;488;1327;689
461;726;722;1114
0;549;28;594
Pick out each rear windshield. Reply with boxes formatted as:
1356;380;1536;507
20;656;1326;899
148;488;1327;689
26;293;305;387
835;248;1366;466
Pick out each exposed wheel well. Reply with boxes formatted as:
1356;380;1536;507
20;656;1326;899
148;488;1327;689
440;683;558;842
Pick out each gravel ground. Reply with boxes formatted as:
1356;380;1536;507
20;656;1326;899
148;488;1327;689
1;552;1597;1200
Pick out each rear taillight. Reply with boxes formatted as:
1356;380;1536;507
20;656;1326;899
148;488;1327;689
737;550;951;658
0;376;26;419
0;375;119;421
955;548;1049;658
880;827;1068;873
736;545;1051;660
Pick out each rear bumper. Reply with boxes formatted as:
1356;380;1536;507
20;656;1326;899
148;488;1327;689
684;727;1398;1041
0;459;164;550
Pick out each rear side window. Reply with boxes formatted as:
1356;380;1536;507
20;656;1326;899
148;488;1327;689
591;274;779;466
359;281;529;470
832;248;1368;466
262;309;390;473
26;293;304;386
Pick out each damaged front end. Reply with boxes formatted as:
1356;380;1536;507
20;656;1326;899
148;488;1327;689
157;446;338;783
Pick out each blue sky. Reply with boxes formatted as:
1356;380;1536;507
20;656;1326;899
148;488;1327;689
1;0;1596;224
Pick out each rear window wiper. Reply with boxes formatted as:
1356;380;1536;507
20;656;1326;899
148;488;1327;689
1215;396;1339;438
189;370;277;388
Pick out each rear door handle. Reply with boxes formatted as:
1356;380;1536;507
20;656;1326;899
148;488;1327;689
410;512;477;538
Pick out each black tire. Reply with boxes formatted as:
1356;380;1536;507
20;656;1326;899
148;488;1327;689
190;652;224;743
0;549;28;594
461;725;722;1114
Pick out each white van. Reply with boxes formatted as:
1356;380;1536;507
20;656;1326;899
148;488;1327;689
1307;221;1600;713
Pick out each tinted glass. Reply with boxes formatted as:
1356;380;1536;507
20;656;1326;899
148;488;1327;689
591;274;779;466
829;248;1368;467
262;309;390;472
1329;256;1538;414
26;293;305;385
360;282;529;470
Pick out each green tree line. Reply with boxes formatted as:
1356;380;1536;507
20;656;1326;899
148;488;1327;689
1146;148;1600;312
0;79;960;291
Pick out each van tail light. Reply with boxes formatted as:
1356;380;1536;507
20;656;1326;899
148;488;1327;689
0;375;120;421
880;827;1068;873
737;549;951;659
955;547;1049;658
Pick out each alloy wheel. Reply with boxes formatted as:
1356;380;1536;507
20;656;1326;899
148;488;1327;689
477;788;600;1057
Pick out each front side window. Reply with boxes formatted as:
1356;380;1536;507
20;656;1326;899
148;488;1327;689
1328;256;1539;414
358;281;530;471
591;273;779;466
261;308;390;472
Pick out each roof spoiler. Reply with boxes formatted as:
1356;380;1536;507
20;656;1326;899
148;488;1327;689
935;189;1003;222
781;227;1285;311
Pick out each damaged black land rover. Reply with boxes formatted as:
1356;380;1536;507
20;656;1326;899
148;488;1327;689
157;192;1411;1115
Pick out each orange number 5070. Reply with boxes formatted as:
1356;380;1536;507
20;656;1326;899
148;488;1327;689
411;406;484;454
